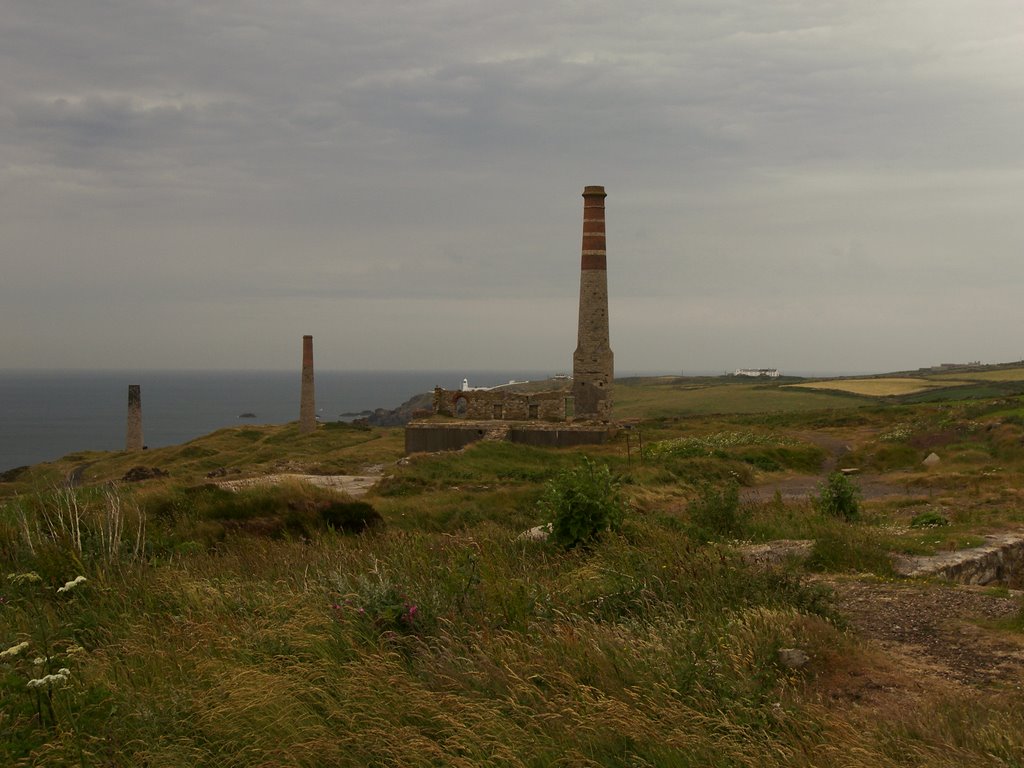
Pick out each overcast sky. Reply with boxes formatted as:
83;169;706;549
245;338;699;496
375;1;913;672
2;1;1023;374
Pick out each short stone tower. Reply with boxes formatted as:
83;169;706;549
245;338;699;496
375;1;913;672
572;185;614;419
299;335;316;434
126;384;143;451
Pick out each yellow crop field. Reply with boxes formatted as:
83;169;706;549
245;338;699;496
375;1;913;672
786;378;964;397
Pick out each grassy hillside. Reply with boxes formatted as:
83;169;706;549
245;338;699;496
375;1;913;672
786;363;1024;401
615;377;866;419
3;377;1024;765
0;422;404;500
786;377;965;397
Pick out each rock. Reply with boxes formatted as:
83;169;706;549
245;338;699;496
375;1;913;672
354;392;435;427
777;648;810;669
923;452;941;467
0;465;29;483
518;523;552;542
206;467;241;479
122;466;169;482
738;540;814;570
892;531;1024;587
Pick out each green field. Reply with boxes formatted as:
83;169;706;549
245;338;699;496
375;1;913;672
929;366;1024;382
615;378;865;419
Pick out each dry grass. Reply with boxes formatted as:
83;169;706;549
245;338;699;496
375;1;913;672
786;378;966;397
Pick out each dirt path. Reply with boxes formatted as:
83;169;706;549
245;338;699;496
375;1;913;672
824;576;1024;690
215;473;381;497
66;461;96;488
741;429;930;503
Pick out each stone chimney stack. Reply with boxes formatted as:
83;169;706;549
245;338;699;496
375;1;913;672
572;185;614;419
299;335;316;434
126;385;143;451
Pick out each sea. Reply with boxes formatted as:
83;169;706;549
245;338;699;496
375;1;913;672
0;367;863;472
0;369;561;472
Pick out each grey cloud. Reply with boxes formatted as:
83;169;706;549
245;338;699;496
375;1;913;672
2;1;1023;370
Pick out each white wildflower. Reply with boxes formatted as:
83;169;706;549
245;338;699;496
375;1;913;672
33;657;47;666
1;641;30;659
56;576;87;594
7;572;42;585
27;668;71;690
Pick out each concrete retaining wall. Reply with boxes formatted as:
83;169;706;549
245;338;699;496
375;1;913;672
508;427;614;448
894;532;1024;588
405;422;615;454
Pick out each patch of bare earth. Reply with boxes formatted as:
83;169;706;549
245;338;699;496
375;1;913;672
216;473;381;497
813;576;1024;709
742;428;929;502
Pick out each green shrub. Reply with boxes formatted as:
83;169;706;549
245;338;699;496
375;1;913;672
540;457;624;549
687;481;748;541
736;445;825;473
320;500;383;533
332;563;422;637
814;472;861;521
870;443;919;470
655;457;754;487
910;510;950;529
806;525;894;575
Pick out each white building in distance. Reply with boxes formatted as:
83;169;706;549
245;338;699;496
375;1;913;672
733;368;781;378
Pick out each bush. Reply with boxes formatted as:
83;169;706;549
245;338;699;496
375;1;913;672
687;481;748;541
910;510;950;529
806;525;894;575
814;472;861;521
320;500;383;533
540;457;624;549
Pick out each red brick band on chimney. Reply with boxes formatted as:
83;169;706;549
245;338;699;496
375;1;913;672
581;186;607;270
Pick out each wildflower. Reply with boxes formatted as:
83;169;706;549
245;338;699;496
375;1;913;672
56;576;87;594
33;657;47;666
27;668;71;689
65;645;85;656
1;641;30;659
7;572;42;585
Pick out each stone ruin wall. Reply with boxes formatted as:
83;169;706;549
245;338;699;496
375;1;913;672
433;387;567;421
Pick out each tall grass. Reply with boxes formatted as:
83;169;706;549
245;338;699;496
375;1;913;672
2;485;146;576
2;491;844;766
7;382;1024;766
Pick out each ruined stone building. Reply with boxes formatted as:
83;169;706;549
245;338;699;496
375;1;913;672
433;387;567;421
406;185;617;453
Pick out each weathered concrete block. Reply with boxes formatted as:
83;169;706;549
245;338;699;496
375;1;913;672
893;531;1024;588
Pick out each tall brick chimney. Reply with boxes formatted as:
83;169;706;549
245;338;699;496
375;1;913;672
299;335;316;434
126;384;143;451
572;185;614;419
